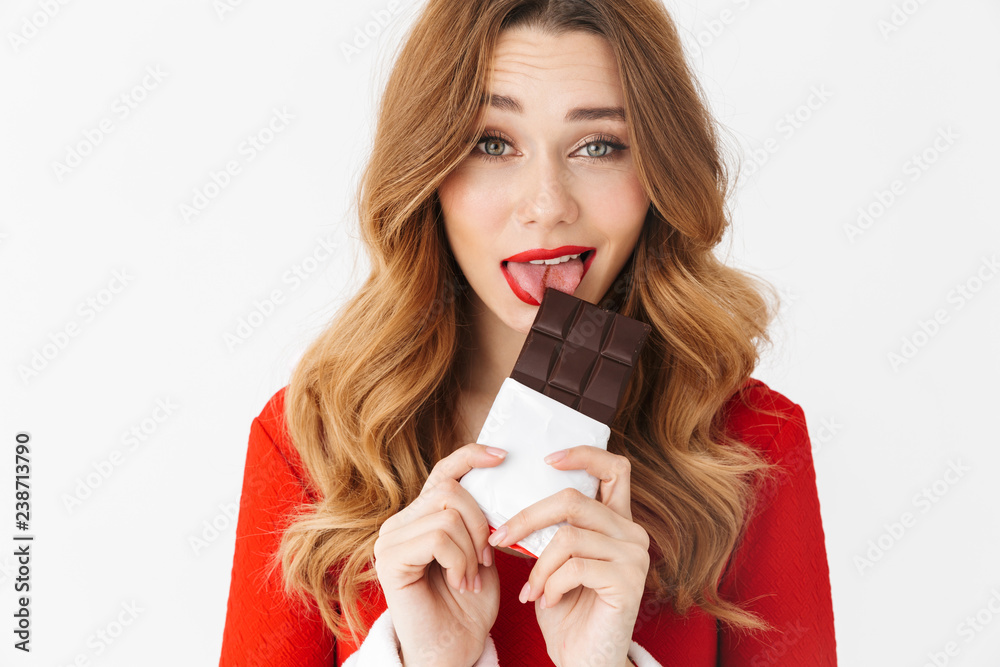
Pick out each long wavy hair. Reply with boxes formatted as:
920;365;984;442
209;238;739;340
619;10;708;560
273;0;785;648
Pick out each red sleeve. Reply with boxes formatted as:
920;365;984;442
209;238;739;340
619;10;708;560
717;391;838;665
219;391;337;667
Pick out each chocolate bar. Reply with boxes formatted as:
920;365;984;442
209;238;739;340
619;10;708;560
510;288;651;425
457;289;652;558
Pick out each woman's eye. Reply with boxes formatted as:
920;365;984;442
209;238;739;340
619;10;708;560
481;137;508;158
474;134;627;163
575;136;628;160
580;142;611;158
474;134;512;161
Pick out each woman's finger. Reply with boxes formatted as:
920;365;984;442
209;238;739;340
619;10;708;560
489;487;643;551
379;502;483;592
533;555;649;610
544;446;633;520
375;510;477;592
381;443;505;538
421;442;508;495
419;475;495;567
518;524;636;603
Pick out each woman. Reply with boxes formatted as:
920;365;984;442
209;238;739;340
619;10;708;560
219;1;837;665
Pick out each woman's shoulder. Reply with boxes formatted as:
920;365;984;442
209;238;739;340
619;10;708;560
253;384;290;443
718;377;810;462
250;385;315;497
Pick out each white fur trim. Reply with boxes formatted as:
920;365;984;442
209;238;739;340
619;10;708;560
341;608;402;666
473;630;500;666
629;639;663;666
342;608;499;666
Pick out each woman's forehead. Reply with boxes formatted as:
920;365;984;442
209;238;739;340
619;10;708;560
482;30;624;120
490;27;618;82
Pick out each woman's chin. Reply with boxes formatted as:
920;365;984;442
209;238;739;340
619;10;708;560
499;309;535;336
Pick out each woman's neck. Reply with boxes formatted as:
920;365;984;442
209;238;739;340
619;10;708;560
458;293;527;400
449;294;528;457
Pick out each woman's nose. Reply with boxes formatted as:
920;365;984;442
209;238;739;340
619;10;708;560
513;153;580;229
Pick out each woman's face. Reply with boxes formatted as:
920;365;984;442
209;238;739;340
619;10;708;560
437;26;650;334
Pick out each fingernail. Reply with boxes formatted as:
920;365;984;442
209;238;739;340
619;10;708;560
482;545;493;568
473;573;482;594
461;576;468;594
544;449;567;464
539;594;548;609
519;581;530;604
486;447;507;458
488;525;507;546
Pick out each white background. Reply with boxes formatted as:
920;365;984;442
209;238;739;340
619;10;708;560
1;0;998;665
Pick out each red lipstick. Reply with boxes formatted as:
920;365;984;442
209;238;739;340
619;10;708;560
500;246;597;305
502;245;595;263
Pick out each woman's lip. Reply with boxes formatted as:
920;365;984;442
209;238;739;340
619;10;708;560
502;245;595;263
500;249;596;306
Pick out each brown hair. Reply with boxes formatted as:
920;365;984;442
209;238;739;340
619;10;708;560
272;0;783;647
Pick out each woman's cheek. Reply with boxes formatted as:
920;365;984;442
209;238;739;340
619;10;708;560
440;182;493;272
454;177;513;237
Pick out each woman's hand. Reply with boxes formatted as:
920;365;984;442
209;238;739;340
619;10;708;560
487;446;650;667
373;443;506;667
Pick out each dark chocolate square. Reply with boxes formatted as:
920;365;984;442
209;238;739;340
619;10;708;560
508;288;651;425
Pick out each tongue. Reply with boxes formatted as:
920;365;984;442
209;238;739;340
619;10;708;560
506;257;585;303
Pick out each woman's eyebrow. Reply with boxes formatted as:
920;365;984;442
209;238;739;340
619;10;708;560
479;92;626;123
